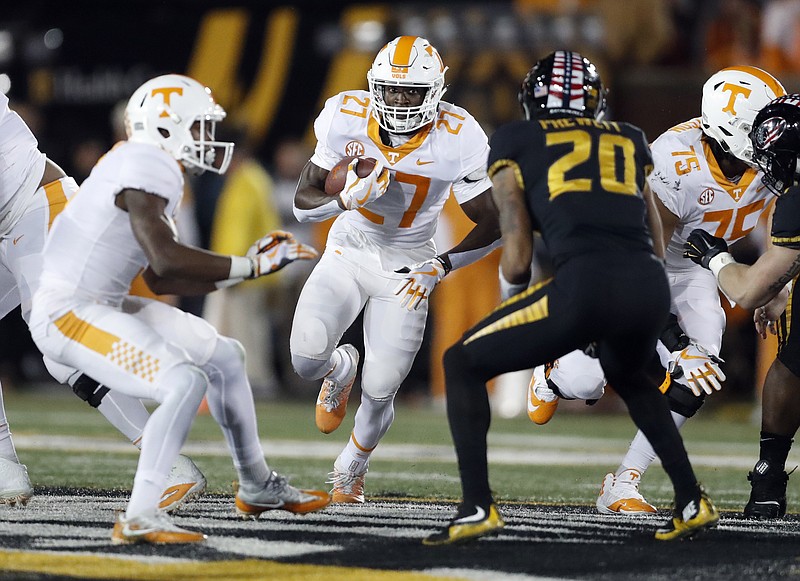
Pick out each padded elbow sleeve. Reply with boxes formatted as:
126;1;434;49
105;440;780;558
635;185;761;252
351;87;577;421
71;374;110;408
665;379;706;418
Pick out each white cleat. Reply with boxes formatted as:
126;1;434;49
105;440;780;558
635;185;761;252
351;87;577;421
596;469;657;515
0;457;33;506
159;455;207;514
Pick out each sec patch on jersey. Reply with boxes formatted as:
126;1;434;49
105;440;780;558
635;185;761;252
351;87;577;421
324;156;378;195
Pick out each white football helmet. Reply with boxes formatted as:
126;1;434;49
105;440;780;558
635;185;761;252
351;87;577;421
125;74;234;174
367;36;448;133
701;66;786;166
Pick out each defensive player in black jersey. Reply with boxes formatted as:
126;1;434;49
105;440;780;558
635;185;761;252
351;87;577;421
686;94;800;520
423;51;719;546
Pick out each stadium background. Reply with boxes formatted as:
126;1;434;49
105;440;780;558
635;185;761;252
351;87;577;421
0;0;797;413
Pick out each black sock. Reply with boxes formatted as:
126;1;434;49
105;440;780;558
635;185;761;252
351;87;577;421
758;431;793;472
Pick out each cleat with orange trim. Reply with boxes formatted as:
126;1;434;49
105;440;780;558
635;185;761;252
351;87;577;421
235;471;331;519
655;489;719;541
527;363;559;425
0;458;33;507
159;454;207;514
111;510;207;545
423;503;505;545
316;344;359;434
596;469;657;514
328;459;367;503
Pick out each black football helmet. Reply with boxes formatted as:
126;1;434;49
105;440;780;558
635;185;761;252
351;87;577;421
750;94;800;196
518;50;607;121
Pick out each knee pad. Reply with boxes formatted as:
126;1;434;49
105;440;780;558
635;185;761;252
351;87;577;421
204;335;247;384
161;363;208;404
665;379;705;418
290;314;333;360
360;363;404;401
548;351;606;401
212;335;246;365
71;374;109;408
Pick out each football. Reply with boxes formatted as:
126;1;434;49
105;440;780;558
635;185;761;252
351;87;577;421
324;156;378;195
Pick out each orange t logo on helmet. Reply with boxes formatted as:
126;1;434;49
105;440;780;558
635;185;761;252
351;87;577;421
150;87;184;117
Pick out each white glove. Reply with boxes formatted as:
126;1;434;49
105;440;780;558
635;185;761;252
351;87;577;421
246;230;318;278
393;257;448;311
339;159;391;210
668;342;726;396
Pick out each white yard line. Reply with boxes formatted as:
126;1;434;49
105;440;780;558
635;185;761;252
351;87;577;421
11;434;775;468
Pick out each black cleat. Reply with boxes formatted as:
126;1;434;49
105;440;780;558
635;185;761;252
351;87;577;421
743;460;788;520
423;503;505;546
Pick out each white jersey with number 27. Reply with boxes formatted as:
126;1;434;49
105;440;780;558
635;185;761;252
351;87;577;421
311;90;491;255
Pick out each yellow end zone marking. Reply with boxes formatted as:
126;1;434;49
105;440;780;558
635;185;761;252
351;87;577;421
0;550;452;581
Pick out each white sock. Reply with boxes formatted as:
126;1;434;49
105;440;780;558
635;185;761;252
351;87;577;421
0;386;19;463
617;410;689;476
238;460;271;492
326;347;353;384
338;435;373;476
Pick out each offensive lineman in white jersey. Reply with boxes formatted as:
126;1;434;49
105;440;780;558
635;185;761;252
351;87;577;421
29;74;329;544
291;36;501;502
0;92;204;509
522;66;786;514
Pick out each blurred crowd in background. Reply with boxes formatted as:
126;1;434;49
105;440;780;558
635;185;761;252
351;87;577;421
2;0;800;418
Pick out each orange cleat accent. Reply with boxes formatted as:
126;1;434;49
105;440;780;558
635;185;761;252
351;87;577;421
328;461;367;504
316;344;359;433
234;472;332;519
111;511;207;545
158;455;207;513
596;470;657;514
527;363;559;425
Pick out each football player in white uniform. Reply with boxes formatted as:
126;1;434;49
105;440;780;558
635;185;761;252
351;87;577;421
519;66;785;514
0;92;206;510
291;36;501;503
29;74;329;544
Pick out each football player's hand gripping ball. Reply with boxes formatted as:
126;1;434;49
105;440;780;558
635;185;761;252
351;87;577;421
247;230;318;277
393;258;448;311
668;342;726;396
339;159;391;210
683;229;729;269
